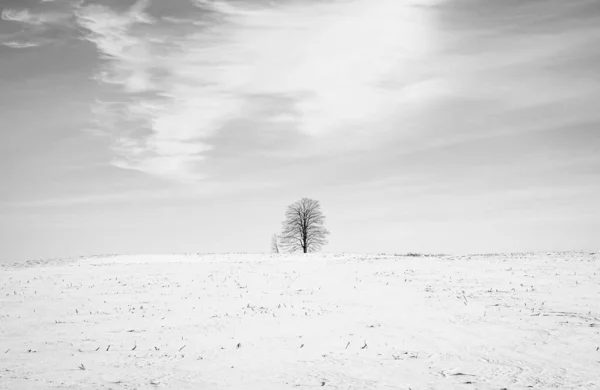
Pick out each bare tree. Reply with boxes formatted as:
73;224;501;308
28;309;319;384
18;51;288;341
270;234;280;254
280;197;329;253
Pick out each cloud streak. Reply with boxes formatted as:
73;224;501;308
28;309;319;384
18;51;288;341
1;8;68;25
1;41;41;48
0;3;75;48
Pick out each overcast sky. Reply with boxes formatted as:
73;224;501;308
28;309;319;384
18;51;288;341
1;0;599;262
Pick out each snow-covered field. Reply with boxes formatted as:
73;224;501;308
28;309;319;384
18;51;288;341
1;252;599;389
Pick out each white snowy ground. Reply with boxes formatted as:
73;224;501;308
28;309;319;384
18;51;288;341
1;253;599;390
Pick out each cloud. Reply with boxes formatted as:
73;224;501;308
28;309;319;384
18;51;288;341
79;0;440;181
0;5;75;49
76;0;600;184
2;9;40;24
75;0;155;92
75;0;205;181
1;8;69;25
1;41;41;48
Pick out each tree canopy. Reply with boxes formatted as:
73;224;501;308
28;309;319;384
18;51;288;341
280;197;329;253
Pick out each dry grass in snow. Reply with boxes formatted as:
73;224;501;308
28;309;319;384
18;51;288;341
1;252;599;389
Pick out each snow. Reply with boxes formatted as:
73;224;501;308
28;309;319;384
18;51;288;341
1;252;599;389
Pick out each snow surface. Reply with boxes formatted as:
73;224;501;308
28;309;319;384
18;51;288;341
1;252;599;389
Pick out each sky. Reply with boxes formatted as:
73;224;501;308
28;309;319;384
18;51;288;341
1;0;599;262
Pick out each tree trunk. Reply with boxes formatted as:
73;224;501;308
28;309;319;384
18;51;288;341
303;232;308;253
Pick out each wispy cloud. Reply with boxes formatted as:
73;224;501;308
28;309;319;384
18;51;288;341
1;8;67;25
0;4;75;48
1;41;41;49
77;0;441;181
10;0;595;184
75;0;156;92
